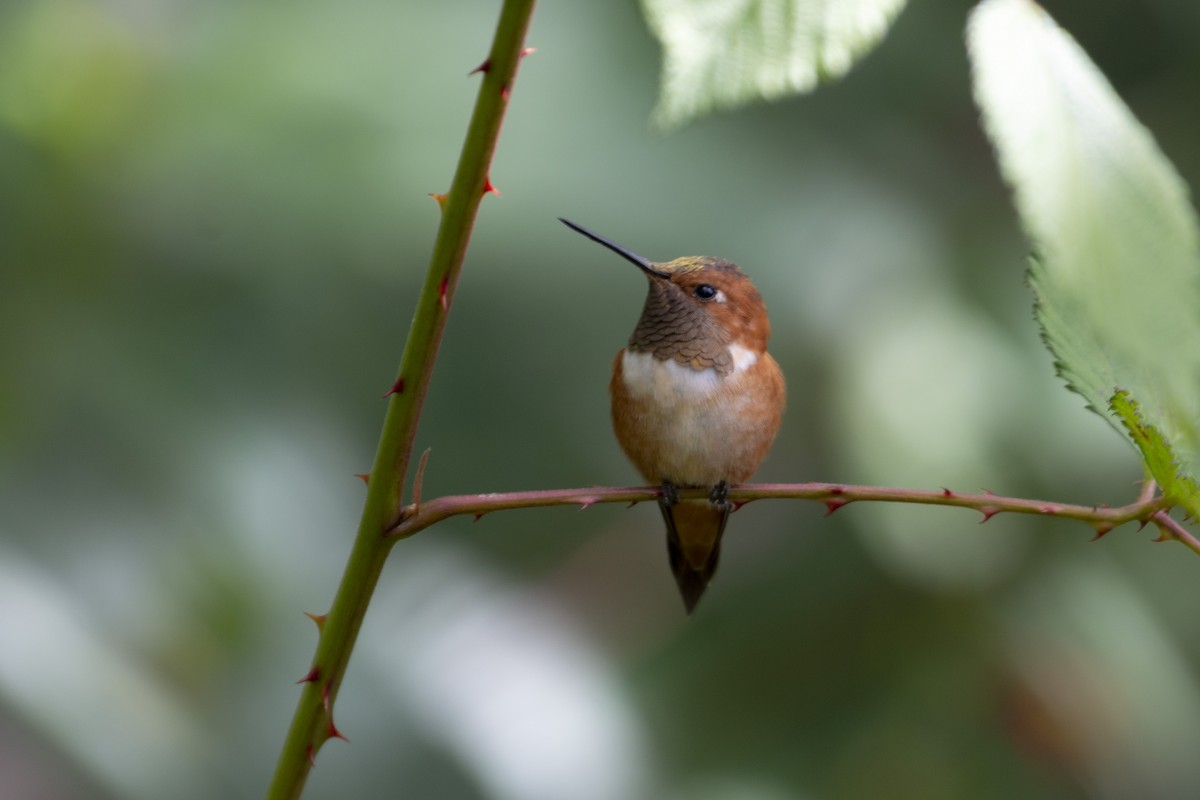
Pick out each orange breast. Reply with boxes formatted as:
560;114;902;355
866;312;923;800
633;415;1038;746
610;347;785;487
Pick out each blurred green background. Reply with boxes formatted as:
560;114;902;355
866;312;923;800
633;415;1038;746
4;1;1200;798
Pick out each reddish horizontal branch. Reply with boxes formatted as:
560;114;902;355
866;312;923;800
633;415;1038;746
386;481;1183;546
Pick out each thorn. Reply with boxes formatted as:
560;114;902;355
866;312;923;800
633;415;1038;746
981;488;996;496
304;611;328;631
321;684;332;712
1090;524;1114;541
483;175;501;196
1040;505;1058;515
942;487;954;497
828;486;846;495
383;377;405;398
500;82;511;101
1153;529;1171;543
297;666;320;684
469;58;491;76
305;744;316;766
521;47;536;59
438;276;449;311
328;720;349;742
429;192;448;209
824;498;848;516
578;497;598;510
472;513;486;523
626;500;639;508
353;473;369;485
978;506;999;523
1136;519;1150;531
730;499;747;511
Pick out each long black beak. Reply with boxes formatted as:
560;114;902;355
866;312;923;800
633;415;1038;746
558;218;670;279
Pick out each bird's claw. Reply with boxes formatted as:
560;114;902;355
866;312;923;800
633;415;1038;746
709;480;734;513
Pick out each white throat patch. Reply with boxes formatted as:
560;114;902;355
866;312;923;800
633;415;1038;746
621;343;758;403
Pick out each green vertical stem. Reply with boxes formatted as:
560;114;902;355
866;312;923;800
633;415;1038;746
265;2;536;798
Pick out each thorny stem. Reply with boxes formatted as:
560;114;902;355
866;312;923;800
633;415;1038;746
265;2;536;798
1150;510;1200;555
388;480;1192;549
262;1;1200;794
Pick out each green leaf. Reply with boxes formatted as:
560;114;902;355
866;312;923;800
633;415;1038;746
968;0;1200;514
1110;391;1200;510
642;0;908;129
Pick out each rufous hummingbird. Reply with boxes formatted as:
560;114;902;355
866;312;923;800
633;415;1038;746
559;218;786;613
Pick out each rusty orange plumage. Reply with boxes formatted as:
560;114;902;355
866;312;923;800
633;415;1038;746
560;218;786;613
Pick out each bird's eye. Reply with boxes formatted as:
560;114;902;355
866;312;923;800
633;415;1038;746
693;284;717;300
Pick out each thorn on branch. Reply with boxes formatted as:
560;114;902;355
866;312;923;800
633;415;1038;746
577;497;598;510
438;276;449;311
483;175;501;196
303;611;328;631
327;720;349;743
296;666;320;684
824;498;848;516
472;513;487;523
1090;524;1113;541
978;506;999;523
469;58;491;76
383;377;405;398
942;487;954;497
353;473;370;486
429;192;448;209
521;47;536;59
305;744;316;766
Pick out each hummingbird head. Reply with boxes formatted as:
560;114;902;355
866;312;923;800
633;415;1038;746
559;218;771;373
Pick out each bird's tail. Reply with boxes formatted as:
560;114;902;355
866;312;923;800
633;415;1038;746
661;499;729;614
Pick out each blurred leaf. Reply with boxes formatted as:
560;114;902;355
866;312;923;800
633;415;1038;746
642;0;907;128
1005;559;1200;794
0;551;217;800
0;0;148;157
968;0;1200;513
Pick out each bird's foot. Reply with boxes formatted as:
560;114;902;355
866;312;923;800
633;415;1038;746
660;480;680;508
709;480;734;513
